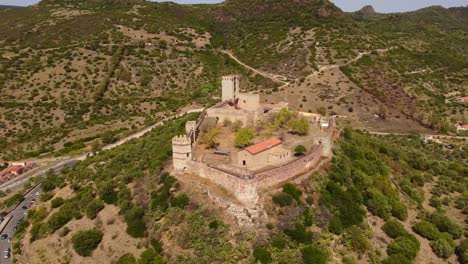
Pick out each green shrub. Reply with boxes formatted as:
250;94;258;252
382;219;408;239
381;254;413;264
117;253;137;264
412;221;440;240
169;193;189;208
253;247;272;264
282;183;302;203
387;235;420;260
288;118;309;135
328;214;344;234
389;199;408;221
366;188;391;220
302;245;329;264
272;192;293;207
346;226;370;254
270;236;286;249
125;207;146;238
431;236;455;259
302;208;313;227
71;229;103;257
429;213;462;239
5;193;24;207
85;199;105;219
50;197;64;208
294;145;307;155
139;249;163;264
234;128;254;148
456;239;468;264
284;223;312;243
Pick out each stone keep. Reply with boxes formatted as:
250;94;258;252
222;75;240;101
172;135;192;171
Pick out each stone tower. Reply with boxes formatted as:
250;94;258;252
172;135;192;171
320;137;331;157
222;75;240;101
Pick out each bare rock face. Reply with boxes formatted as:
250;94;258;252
358;5;376;14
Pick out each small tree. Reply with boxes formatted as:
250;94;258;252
302;245;329;264
253;247;272;264
71;229;103;257
294;145;307;156
200;127;220;148
234;128;254;148
288;118;309;135
51;197;64;208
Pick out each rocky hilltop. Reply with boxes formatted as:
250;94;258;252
358;5;376;14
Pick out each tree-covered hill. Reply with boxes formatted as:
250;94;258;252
0;0;466;159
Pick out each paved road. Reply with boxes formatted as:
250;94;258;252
0;184;42;263
368;131;467;140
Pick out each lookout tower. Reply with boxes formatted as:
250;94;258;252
222;75;241;102
172;135;192;171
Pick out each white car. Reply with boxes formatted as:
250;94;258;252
35;191;40;196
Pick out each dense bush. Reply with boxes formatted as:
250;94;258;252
456;239;468;264
169;193;189;208
282;183;302;203
387;235;420;260
429;213;462;239
389;199;408;221
85;199;105;219
284;223;313;243
382;254;413;264
125;207;146;238
431;236;455;259
117;253;137;264
382;219;408;239
71;229;103;257
139;249;163;264
366;188;392;220
50;197;64;208
234;128;254;148
302;245;329;264
272;192;293;207
412;220;440;240
253;247;272;264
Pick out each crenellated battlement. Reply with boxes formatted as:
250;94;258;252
172;135;191;145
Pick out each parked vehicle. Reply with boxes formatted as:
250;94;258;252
3;252;10;259
0;234;8;240
21;205;28;210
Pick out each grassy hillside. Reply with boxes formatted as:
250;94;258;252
0;0;466;160
7;117;466;263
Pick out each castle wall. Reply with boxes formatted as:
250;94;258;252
206;108;250;127
180;144;324;204
254;145;323;189
185;160;258;204
237;93;260;111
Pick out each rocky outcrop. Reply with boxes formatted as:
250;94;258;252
358;5;376;14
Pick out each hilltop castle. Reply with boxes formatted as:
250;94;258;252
171;75;334;206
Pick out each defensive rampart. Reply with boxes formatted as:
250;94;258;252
182;143;324;203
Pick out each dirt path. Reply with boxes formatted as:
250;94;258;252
219;50;291;88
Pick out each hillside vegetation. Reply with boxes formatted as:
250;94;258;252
9;115;466;263
0;1;466;158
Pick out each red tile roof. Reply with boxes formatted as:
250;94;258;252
245;138;282;155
